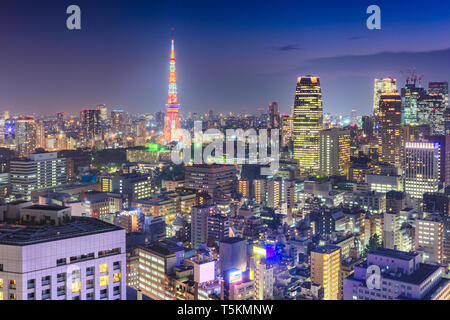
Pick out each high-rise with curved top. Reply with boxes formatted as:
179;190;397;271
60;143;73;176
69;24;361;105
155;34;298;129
293;76;323;174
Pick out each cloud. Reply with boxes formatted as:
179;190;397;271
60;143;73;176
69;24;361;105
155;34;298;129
301;48;450;80
347;36;362;41
276;44;302;52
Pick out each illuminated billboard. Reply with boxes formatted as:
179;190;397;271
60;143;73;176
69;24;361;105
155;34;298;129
228;268;242;284
253;246;266;256
253;244;276;260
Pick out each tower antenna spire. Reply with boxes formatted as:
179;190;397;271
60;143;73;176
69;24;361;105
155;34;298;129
158;29;181;145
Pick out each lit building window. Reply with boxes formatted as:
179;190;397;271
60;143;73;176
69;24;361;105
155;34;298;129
72;282;81;293
113;273;121;283
100;264;108;273
100;275;109;287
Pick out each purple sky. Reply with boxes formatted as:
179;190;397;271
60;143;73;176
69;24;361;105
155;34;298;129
0;0;450;117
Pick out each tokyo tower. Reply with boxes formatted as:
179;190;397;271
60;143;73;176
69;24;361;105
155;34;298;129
158;29;182;145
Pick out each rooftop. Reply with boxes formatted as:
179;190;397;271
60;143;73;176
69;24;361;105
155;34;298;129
220;237;245;244
421;278;450;300
0;217;123;246
369;248;418;261
312;245;341;254
141;242;184;257
383;263;441;285
7;200;30;206
34;182;99;194
23;204;69;211
186;164;237;170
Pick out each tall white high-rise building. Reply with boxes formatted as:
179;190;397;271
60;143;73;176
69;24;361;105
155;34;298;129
10;152;67;201
191;204;219;249
404;142;440;200
415;215;444;265
0;205;126;300
383;211;410;251
252;256;274;300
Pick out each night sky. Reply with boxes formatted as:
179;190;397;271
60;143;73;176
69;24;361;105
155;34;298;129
1;0;450;116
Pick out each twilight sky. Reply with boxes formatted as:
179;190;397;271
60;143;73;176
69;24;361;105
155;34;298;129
0;0;450;117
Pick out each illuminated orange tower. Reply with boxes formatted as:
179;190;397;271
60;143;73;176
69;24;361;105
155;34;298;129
159;29;181;144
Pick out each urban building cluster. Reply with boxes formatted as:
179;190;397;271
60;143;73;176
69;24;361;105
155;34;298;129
0;35;449;301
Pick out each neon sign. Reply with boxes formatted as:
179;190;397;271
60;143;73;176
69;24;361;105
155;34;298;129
228;269;242;283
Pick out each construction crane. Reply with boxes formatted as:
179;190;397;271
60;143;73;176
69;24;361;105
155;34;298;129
400;67;424;86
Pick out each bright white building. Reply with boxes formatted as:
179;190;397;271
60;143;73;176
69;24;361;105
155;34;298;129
0;205;126;300
404;142;440;199
254;259;274;300
415;215;444;264
10;152;67;201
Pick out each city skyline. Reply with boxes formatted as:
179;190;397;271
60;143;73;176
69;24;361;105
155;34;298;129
1;0;450;116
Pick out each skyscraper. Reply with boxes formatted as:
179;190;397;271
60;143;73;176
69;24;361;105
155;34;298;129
383;211;409;250
293;76;323;173
184;164;237;200
207;213;230;244
250;248;275;300
401;82;426;125
373;77;397;116
378;93;404;167
417;94;446;135
280;113;293;146
111;109;126;135
361;115;374;137
15;116;37;158
0;207;126;300
415;215;444;265
137;242;186;300
80;109;101;146
56;112;64;132
266;178;282;208
429;81;449;108
404;142;440;199
35;120;46;149
319;128;351;177
10;152;67;200
268;102;279;129
159;30;181;145
310;245;341;300
445;107;450;136
191;204;219;249
155;111;165;130
253;178;267;204
98;104;108;122
237;178;250;198
425;135;450;185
